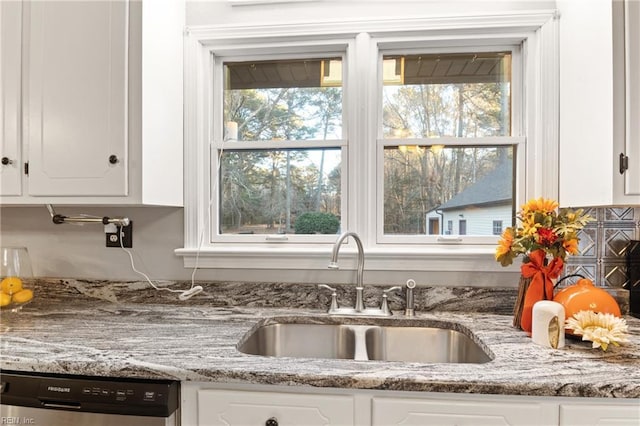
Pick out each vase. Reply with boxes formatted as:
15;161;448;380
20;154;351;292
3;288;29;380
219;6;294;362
513;275;532;329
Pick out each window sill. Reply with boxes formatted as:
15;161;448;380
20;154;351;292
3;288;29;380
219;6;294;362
175;244;513;272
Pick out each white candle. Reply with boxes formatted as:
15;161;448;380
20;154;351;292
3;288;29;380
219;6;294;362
532;300;565;349
225;121;238;141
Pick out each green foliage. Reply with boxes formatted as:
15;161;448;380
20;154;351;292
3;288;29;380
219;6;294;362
294;212;340;234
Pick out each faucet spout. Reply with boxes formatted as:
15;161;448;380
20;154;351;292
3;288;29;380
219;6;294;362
329;231;365;311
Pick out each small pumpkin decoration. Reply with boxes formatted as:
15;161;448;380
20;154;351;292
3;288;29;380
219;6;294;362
553;277;621;334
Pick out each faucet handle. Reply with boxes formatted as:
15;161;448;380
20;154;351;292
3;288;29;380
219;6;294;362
318;284;339;312
380;286;401;315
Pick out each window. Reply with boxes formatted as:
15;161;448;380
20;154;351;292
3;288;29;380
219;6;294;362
217;58;344;241
378;52;517;243
493;220;503;235
182;13;558;273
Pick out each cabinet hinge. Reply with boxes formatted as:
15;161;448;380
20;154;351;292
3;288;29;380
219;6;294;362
619;153;629;174
24;162;29;175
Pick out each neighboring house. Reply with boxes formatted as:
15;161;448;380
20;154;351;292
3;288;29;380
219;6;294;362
426;162;514;236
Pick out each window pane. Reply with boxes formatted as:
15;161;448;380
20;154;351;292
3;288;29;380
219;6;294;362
219;148;341;234
383;145;514;236
224;58;343;141
382;52;511;138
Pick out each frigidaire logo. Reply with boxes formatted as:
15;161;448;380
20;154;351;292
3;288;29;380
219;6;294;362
47;386;71;393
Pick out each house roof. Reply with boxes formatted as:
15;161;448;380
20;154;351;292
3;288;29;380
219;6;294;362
434;161;513;211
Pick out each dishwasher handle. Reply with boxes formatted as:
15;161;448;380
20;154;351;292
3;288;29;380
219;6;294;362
41;399;81;409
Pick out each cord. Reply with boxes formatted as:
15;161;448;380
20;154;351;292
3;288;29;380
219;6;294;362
117;137;226;300
189;140;226;285
119;227;203;301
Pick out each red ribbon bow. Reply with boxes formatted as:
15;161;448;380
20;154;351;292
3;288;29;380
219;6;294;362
520;249;564;334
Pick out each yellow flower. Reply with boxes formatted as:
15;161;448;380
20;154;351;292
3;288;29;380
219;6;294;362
521;197;559;215
495;228;514;260
563;238;579;255
565;310;629;351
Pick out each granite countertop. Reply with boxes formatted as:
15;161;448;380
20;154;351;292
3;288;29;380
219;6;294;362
0;280;639;399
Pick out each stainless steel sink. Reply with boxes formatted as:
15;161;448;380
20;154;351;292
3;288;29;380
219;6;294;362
364;326;491;363
237;320;492;363
237;323;356;359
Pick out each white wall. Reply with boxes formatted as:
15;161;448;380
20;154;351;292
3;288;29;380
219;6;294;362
186;0;555;27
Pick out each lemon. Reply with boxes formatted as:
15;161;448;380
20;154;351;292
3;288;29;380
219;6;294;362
1;277;23;295
0;292;11;307
12;289;33;304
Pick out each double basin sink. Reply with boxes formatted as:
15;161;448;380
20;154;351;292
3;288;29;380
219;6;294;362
237;318;492;364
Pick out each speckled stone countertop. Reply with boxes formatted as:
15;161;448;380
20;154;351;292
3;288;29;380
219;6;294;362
1;279;639;398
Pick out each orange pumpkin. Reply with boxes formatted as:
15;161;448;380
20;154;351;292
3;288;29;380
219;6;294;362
553;278;621;322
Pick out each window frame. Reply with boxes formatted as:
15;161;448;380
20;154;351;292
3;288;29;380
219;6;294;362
179;13;560;274
211;52;349;244
374;44;524;245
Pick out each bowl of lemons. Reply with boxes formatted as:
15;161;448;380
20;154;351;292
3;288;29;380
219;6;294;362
1;247;34;311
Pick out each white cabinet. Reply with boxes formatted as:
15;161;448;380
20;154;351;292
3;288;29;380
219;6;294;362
182;382;639;426
558;0;640;206
25;0;128;197
184;387;355;426
371;396;558;426
0;0;22;196
560;402;640;426
0;0;183;205
623;0;640;197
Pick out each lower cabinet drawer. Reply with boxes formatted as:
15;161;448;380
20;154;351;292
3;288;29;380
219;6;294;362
559;403;640;426
371;396;558;426
197;389;355;426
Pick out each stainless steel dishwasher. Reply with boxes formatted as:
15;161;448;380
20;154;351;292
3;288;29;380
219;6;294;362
0;371;179;426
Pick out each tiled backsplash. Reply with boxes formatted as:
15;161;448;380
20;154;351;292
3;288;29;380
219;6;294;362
565;207;640;288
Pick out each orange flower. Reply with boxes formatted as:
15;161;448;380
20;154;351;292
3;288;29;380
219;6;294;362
563;238;579;255
495;228;514;260
536;227;558;246
521;197;558;215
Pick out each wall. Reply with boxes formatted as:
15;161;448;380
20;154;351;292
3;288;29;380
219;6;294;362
566;207;640;289
185;0;555;27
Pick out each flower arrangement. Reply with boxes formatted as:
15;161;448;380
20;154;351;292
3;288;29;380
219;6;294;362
495;198;593;267
566;310;629;351
495;197;594;333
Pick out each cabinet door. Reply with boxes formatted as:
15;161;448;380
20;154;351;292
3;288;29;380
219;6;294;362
0;0;22;196
372;397;558;426
197;389;354;426
25;0;128;196
625;0;640;196
560;403;640;426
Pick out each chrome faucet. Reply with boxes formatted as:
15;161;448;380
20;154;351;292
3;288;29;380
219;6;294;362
321;231;396;316
328;231;365;311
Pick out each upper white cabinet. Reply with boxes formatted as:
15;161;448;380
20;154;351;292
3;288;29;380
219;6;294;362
558;0;640;207
0;0;184;205
26;1;128;197
624;0;640;197
0;1;22;196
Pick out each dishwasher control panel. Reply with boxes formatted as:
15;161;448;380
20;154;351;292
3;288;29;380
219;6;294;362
0;371;179;417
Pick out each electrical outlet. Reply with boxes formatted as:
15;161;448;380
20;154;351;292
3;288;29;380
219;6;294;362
106;222;133;248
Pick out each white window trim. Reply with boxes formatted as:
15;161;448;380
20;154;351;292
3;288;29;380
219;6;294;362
177;11;559;275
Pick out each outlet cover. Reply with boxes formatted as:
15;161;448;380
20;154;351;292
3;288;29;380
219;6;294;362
106;222;133;248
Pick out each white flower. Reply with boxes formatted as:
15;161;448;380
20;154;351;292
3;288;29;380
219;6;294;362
565;310;629;351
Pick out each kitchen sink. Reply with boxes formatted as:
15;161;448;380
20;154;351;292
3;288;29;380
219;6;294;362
237;323;357;359
237;320;492;364
364;326;491;363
